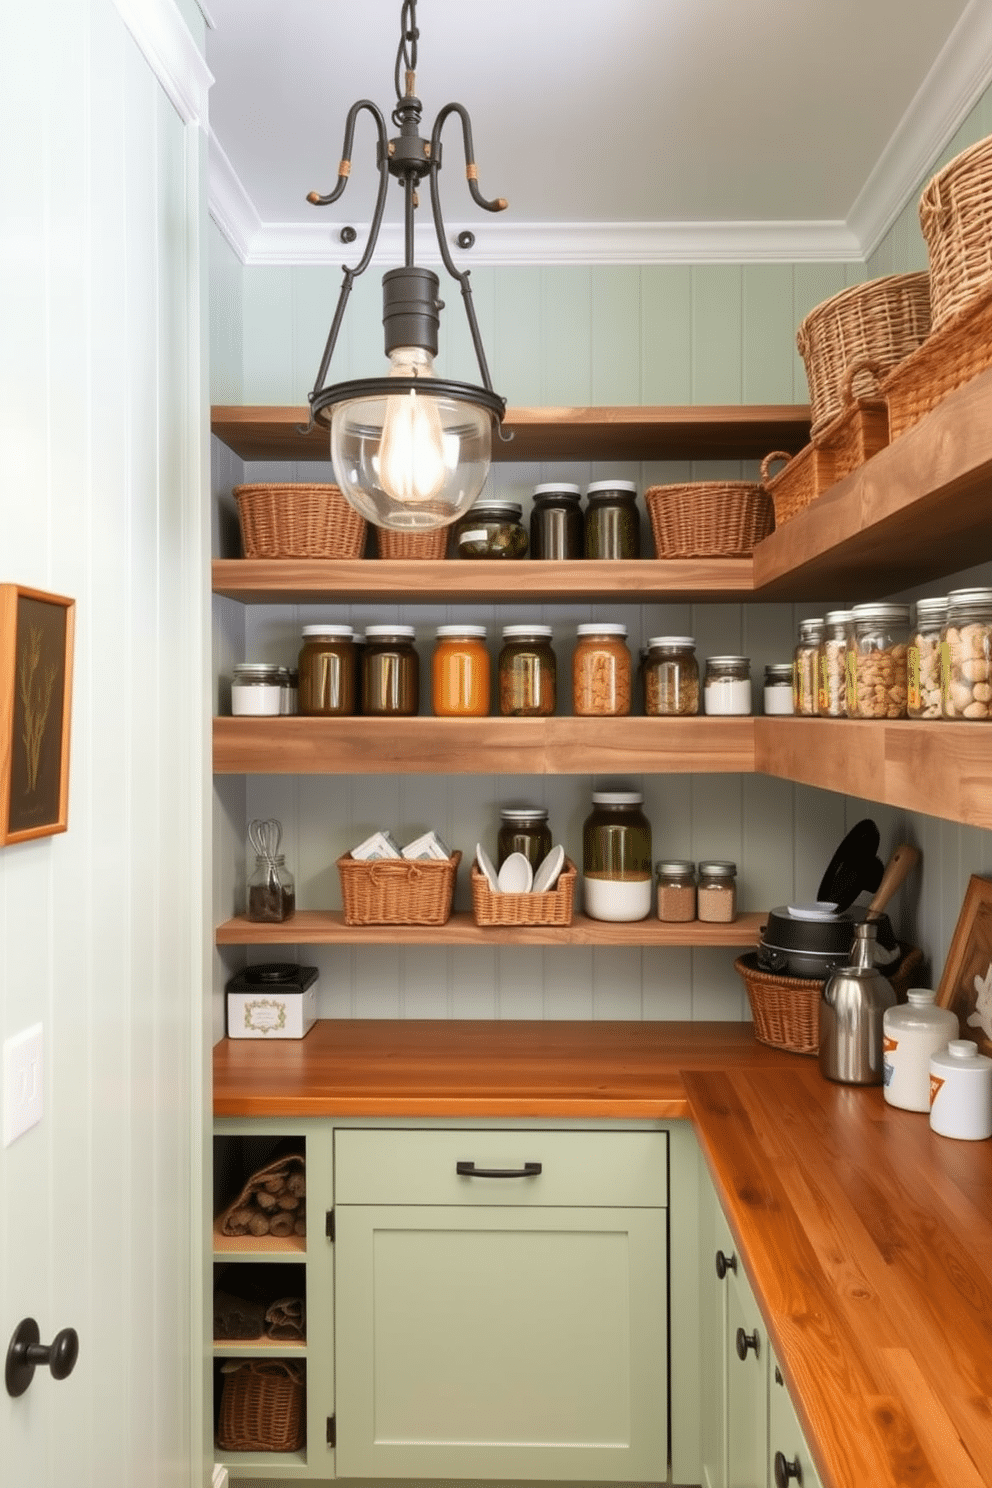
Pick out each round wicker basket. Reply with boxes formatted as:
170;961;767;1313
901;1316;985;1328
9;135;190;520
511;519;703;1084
233;482;366;559
375;526;449;560
645;481;774;558
920;132;992;332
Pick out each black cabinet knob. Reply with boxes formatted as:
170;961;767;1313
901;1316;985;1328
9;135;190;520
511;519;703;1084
715;1249;737;1279
5;1319;79;1398
774;1449;802;1487
735;1325;760;1361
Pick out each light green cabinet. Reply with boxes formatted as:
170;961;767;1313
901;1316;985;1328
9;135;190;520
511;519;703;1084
768;1347;824;1488
726;1255;768;1488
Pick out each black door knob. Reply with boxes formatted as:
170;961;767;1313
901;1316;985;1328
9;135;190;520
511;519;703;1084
5;1318;79;1397
715;1249;737;1279
735;1325;760;1360
774;1449;803;1487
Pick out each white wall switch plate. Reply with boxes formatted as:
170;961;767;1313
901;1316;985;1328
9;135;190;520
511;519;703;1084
3;1023;44;1147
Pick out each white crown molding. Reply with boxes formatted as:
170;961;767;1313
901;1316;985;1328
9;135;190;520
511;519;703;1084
112;0;213;127
849;0;992;257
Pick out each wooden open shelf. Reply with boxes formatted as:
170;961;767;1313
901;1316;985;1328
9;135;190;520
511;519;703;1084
216;909;766;948
212;1216;306;1256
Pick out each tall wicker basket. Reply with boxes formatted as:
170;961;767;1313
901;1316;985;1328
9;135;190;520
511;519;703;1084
217;1360;306;1453
920;132;992;332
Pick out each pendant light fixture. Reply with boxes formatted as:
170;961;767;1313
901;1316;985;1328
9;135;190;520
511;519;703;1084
305;0;508;531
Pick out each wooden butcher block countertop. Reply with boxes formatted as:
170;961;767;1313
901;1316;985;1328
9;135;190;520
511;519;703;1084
213;1019;992;1488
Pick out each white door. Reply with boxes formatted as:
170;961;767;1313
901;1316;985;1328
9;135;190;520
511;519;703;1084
0;2;210;1484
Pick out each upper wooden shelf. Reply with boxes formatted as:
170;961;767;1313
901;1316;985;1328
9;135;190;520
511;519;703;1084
211;403;812;465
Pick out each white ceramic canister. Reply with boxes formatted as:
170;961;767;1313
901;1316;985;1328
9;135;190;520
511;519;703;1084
929;1040;992;1140
882;989;959;1112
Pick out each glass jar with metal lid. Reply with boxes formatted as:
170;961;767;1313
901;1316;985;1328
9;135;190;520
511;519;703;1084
572;623;632;716
298;623;356;716
362;624;419;716
793;618;824;715
703;656;752;715
432;625;490;716
908;596;947;720
453;500;528;559
231;663;285;717
584;480;640;559
497;807;553;871
941;588;992;721
656;859;697;922
498;625;556;716
848;603;911;719
278;667;298;716
696;860;738;923
530;483;583;560
763;663;794;716
582;790;653;921
644;637;699;716
817;610;852;717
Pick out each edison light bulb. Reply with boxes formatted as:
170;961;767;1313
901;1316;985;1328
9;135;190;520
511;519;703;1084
378;347;448;505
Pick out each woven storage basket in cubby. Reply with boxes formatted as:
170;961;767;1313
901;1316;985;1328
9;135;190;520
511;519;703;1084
734;945;924;1057
375;526;449;560
645;481;774;558
920;132;992;332
796;273;930;437
233;482;366;559
471;858;576;928
337;851;460;926
881;281;992;441
217;1359;305;1453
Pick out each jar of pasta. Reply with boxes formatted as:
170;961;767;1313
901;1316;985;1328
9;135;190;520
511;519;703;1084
941;588;992;721
498;625;556;716
848;603;910;719
644;637;699;716
432;625;490;716
817;610;852;717
572;623;632;716
793;618;824;715
908;597;947;720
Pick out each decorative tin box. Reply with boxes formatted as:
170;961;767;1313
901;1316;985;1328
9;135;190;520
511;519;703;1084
225;963;318;1040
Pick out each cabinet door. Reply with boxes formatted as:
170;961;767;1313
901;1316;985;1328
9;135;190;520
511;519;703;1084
699;1164;736;1488
335;1204;668;1481
726;1260;767;1488
768;1347;823;1488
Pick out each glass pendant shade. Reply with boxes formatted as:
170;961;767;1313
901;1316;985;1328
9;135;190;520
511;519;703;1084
329;348;492;531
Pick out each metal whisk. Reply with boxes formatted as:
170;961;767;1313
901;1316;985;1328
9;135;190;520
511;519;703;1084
248;817;283;885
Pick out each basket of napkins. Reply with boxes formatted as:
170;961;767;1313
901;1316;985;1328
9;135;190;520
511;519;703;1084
337;829;460;925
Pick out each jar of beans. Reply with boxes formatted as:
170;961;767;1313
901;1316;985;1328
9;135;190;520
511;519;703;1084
643;637;699;716
848;603;910;719
573;623;632;715
817;610;852;717
941;588;992;721
656;860;697;922
908;597;947;720
498;625;557;716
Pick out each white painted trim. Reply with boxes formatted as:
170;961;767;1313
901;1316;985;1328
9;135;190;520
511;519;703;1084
849;0;992;257
112;0;213;126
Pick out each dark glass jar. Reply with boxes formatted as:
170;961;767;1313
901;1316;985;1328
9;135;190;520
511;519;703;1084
247;854;296;923
530;483;583;560
498;625;556;716
584;480;640;559
581;790;653;921
453;500;528;558
497;807;553;871
362;625;419;716
298;624;356;716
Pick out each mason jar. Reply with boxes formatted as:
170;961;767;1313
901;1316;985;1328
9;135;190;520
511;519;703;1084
247;854;296;923
530;483;583;560
941;588;992;721
498;625;556;716
572;623;632;716
584;481;641;559
817;610;852;717
763;663;795;716
848;603;911;719
432;625;490;717
582;790;653;921
362;624;419;716
696;860;738;923
644;637;699;716
497;807;553;871
231;663;285;717
793;618;824;716
298;623;356;716
908;597;947;720
656;859;697;922
454;500;528;559
703;656;752;715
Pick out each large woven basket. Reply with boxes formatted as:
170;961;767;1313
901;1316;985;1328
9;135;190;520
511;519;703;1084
217;1359;305;1453
880;280;992;441
337;850;460;925
920;132;992;332
796;273;930;437
645;481;774;558
734;945;924;1057
234;483;366;559
471;858;576;927
375;526;448;560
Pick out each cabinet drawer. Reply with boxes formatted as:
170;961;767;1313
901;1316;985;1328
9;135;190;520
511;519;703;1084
335;1128;667;1207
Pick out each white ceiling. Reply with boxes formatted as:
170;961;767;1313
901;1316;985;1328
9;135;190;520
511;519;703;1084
204;0;992;266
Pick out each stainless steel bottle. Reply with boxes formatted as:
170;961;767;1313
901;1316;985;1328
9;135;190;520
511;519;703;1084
818;921;897;1084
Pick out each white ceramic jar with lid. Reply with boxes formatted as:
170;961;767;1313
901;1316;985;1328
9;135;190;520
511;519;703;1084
882;989;959;1112
929;1040;992;1139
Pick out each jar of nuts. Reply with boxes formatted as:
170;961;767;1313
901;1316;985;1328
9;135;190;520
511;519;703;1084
941;588;992;721
908;597;947;720
573;623;632;715
793;618;824;715
848;603;911;719
644;637;699;715
817;610;852;717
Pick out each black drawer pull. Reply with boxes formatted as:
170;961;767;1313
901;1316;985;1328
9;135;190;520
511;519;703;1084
736;1326;760;1361
456;1160;542;1179
715;1249;737;1279
774;1450;802;1487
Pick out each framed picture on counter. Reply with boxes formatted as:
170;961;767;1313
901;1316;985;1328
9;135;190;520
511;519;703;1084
937;874;992;1058
0;584;75;845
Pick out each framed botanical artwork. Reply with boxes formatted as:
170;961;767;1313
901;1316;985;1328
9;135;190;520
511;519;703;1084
0;585;75;845
936;874;992;1059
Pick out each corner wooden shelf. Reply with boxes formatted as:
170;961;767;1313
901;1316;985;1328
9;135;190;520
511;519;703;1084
215;909;766;948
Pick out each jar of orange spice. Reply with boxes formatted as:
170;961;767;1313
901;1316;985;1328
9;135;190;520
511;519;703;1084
432;625;490;716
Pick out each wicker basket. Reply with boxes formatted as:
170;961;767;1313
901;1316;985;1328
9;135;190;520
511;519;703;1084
375;526;449;560
796;273;930;437
920;132;992;332
760;447;824;528
645;481;774;558
233;483;366;559
880;280;992;441
216;1359;305;1453
337;850;460;926
471;858;576;927
734;944;924;1057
